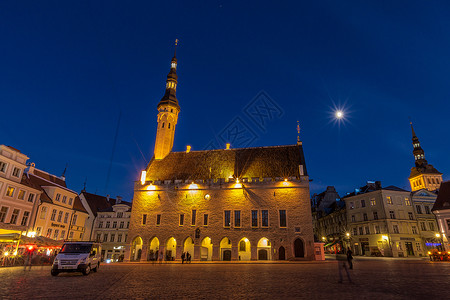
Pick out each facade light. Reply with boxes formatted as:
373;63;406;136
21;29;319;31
140;171;147;185
382;235;389;241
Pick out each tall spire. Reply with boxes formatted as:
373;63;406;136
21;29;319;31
297;121;302;145
410;121;427;168
157;39;180;111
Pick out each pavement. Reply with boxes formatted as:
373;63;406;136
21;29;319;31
1;259;449;299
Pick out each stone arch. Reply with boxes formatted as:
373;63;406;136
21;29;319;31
183;237;194;261
201;237;213;261
165;237;177;261
130;236;143;261
148;237;160;261
220;237;232;261
257;237;271;260
293;238;305;258
238;237;251;261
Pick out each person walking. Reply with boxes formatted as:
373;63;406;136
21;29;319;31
181;252;186;264
347;247;353;270
187;252;191;263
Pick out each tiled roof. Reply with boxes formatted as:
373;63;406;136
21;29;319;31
342;182;407;199
145;144;307;181
80;192;115;216
33;169;67;187
432;181;450;211
409;165;442;178
72;196;88;213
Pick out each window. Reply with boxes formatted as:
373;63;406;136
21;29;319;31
370;199;376;206
62;196;67;204
203;214;208;226
428;222;435;231
351;215;355;222
46;228;52;238
408;212;413;220
412;226;418;234
99;221;103;228
373;211;378;220
142;214;147;225
119;221;124;228
0;207;8;222
389;211;396;219
375;225;381;234
69;232;74;239
416;205;422;214
106;221;110;228
234;211;241;227
55;193;61;201
96;233;101;242
386;196;393;204
127;222;129;228
239;240;246;251
36;227;42;236
224;210;231;227
279;210;287;228
6;186;15;197
72;214;77;225
50;209;57;221
64;212;69;223
53;229;59;239
21;211;30;226
361;200;366;208
117;212;123;218
405;198;411;206
192;210;196;226
363;213;368;221
113;221;117;228
353;228;358;235
68;198;73;205
359;227;363;235
61;230;65;239
349;202;354;209
251;210;258;227
261;210;269;227
110;234;115;242
57;211;63;222
179;214;184;226
425;206;431;214
393;225;399;234
18;190;25;200
420;222;426;231
446;219;450;230
9;209;19;224
0;161;7;173
103;234;108;242
28;193;35;203
125;234;128;242
365;226;370;234
156;215;161;225
12;167;21;177
117;234;122;242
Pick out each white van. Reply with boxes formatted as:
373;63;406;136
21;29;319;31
51;242;101;276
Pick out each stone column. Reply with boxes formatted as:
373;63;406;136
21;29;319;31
176;245;183;260
212;245;220;261
231;246;239;261
194;245;201;261
141;245;148;261
251;245;258;260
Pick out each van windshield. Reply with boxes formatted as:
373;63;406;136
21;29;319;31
60;244;92;254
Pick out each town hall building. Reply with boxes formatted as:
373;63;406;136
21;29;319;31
124;44;315;261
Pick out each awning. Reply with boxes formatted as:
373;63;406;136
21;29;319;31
0;233;21;243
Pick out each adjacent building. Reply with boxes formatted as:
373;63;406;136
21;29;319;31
411;189;439;252
125;46;315;262
79;191;132;261
432;181;450;251
0;145;41;236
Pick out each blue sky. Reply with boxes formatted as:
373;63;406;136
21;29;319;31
1;1;449;200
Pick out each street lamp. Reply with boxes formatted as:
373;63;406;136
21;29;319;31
382;235;393;257
436;233;444;251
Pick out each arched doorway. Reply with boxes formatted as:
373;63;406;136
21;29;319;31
294;238;304;258
183;237;194;261
166;237;177;261
148;237;159;261
278;246;286;260
131;236;143;261
238;237;251;261
220;237;232;261
201;237;213;261
257;237;271;260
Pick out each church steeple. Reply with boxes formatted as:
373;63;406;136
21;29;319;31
410;122;427;168
154;40;181;160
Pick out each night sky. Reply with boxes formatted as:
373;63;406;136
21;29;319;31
1;1;449;201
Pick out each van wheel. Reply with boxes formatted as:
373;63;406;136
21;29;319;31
51;270;59;276
93;263;99;272
82;264;91;275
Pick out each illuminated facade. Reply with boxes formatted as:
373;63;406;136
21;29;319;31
432;181;450;251
408;123;442;192
125;46;315;261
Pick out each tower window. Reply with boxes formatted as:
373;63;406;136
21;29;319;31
171;109;173;112
162;123;165;128
168;123;171;129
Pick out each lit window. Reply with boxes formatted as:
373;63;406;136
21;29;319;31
370;199;376;206
6;186;15;197
18;190;25;200
404;198;411;206
46;228;52;238
386;197;393;205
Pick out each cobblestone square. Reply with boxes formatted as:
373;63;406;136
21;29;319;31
1;259;449;299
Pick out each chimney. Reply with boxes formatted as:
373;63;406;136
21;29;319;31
186;145;191;153
375;181;382;190
116;196;122;204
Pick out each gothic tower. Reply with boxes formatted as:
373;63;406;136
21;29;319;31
408;122;442;191
154;41;181;160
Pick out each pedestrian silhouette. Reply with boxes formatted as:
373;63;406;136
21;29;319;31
347;247;353;270
181;252;186;264
337;253;352;284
